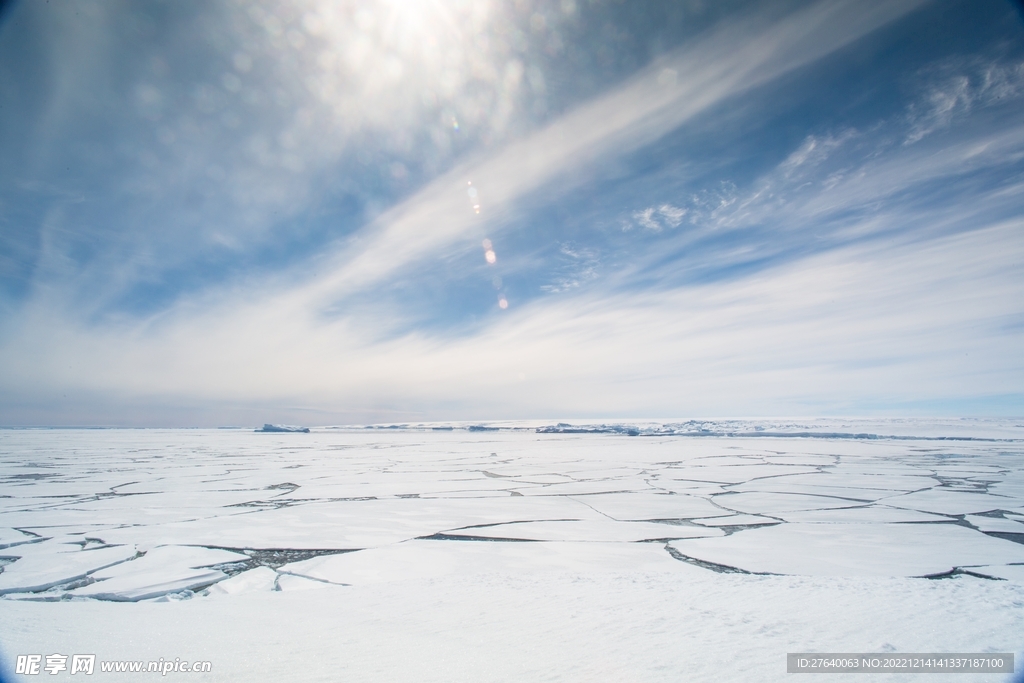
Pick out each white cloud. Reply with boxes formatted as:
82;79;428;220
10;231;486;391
285;0;930;308
9;0;995;425
905;57;1024;144
636;112;1024;253
541;243;600;294
5;0;561;313
780;129;858;175
632;207;661;231
10;0;929;318
657;204;687;227
2;219;1021;424
628;204;688;232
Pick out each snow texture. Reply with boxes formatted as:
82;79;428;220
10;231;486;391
1;419;1023;680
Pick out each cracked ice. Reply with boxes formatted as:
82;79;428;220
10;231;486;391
2;420;1023;681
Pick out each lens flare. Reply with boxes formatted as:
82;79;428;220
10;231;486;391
482;237;496;264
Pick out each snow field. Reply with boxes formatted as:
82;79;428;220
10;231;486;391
2;422;1023;681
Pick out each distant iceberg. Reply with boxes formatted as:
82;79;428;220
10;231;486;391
537;423;640;436
256;424;310;433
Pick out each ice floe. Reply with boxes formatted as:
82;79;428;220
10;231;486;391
776;505;949;524
568;492;728;520
275;573;335;591
279;540;684;585
712;491;868;514
883;489;1019;515
668;522;1024;576
1;420;1023;603
0;528;42;550
69;546;247;601
435;519;722;542
966;564;1024;581
0;544;138;595
964;514;1024;534
206;566;279;596
2;421;1024;682
690;514;779;527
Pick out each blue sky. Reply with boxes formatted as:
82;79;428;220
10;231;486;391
1;0;1023;426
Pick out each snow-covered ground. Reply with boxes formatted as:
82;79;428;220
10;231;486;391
2;421;1023;681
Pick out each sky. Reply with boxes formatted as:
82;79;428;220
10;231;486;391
1;0;1023;427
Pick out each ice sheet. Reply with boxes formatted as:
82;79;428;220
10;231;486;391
3;424;1024;681
0;544;138;594
569;492;728;520
966;564;1024;581
507;480;649;496
669;523;1024;576
690;514;779;527
658;464;820;484
726;477;916;501
0;536;105;557
712;491;866;514
737;472;936;492
70;546;247;601
0;528;41;549
279;540;685;585
883;489;1020;515
963;514;1024;533
206;567;278;596
2;426;1024;598
275;573;336;592
94;495;605;550
438;519;722;542
777;505;950;524
73;567;228;602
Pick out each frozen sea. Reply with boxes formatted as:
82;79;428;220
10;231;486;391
2;419;1024;681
